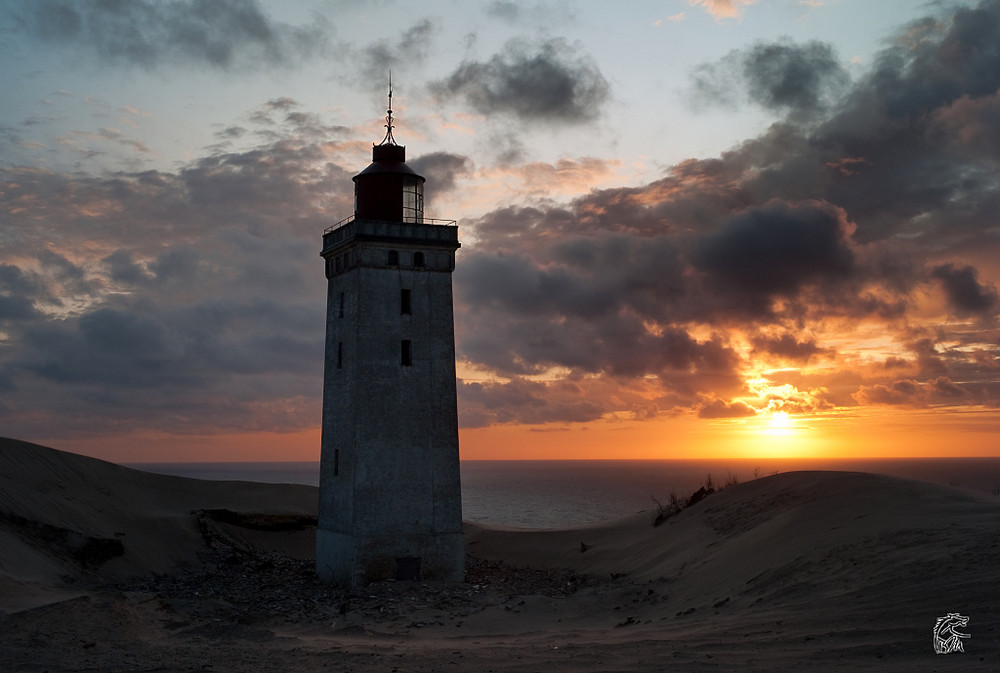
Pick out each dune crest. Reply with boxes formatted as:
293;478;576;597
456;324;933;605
469;470;1000;609
0;437;317;612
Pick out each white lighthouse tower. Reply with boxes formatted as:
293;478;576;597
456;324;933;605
316;86;464;587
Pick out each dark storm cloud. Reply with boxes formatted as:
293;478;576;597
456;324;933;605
678;2;1000;250
408;152;472;195
9;0;331;70
0;265;41;321
0;264;50;308
104;250;152;286
691;201;856;300
867;4;1000;120
742;40;848;114
0;118;350;439
691;39;849;117
458;229;687;328
5;1;1000;439
23;307;185;387
431;37;610;123
453;1;1000;424
750;333;827;362
0;295;36;321
456;223;745;411
932;263;999;316
21;298;321;388
459;377;605;428
810;1;1000;244
933;91;1000;157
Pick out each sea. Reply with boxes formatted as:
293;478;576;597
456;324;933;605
127;458;1000;529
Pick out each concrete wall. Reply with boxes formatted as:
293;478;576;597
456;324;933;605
317;222;463;587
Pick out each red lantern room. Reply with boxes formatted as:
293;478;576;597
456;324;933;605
353;83;425;223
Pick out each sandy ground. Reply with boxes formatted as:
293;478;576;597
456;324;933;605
2;436;999;672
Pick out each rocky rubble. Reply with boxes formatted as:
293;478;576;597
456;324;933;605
107;523;594;632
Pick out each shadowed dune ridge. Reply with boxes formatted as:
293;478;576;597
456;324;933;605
2;437;1000;670
0;437;317;612
469;468;1000;610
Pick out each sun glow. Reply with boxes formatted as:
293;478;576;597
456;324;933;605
760;410;799;446
769;410;792;430
737;409;812;457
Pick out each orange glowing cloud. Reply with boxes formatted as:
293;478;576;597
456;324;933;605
688;0;759;20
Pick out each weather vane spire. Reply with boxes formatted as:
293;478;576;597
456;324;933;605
380;72;397;146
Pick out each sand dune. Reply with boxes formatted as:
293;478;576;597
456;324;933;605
2;437;999;671
469;469;1000;606
0;437;317;612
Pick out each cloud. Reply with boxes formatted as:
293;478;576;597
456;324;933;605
459;377;606;428
455;217;747;416
408;152;473;195
852;376;972;407
486;1;522;21
356;19;436;83
933;91;1000;156
698;399;757;419
4;0;1000;441
750;333;827;362
691;39;849;117
688;0;758;20
431;37;611;123
691;200;856;305
811;1;1000;244
9;0;331;70
932;263;999;317
484;1;576;25
503;157;621;196
449;1;1000;425
0;116;349;440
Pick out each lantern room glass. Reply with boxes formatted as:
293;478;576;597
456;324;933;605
402;175;424;223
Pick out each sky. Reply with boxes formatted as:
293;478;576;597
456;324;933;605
2;0;999;462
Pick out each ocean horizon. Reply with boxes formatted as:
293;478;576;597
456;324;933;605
126;457;1000;529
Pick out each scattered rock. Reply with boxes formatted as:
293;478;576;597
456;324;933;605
107;531;596;630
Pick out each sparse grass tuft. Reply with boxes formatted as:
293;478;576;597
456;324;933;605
651;473;728;526
651;492;679;526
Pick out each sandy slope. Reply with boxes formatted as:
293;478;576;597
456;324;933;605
0;437;317;612
2;437;999;671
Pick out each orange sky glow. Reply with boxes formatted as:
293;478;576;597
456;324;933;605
49;405;1000;464
3;1;1000;464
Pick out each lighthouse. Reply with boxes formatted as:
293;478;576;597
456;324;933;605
316;86;464;587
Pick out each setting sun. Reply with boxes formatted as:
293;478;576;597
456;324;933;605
768;411;792;431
